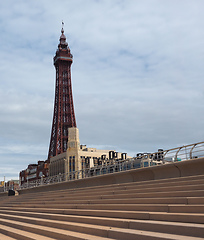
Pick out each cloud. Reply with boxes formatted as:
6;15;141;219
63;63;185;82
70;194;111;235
0;0;204;180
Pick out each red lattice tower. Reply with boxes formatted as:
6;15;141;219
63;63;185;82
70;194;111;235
48;24;76;159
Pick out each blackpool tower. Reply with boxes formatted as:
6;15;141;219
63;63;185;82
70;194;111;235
48;24;77;159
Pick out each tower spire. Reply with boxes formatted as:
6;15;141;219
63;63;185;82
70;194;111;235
48;24;76;159
58;21;68;50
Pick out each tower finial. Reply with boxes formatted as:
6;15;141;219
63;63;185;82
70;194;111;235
62;21;64;30
59;20;68;49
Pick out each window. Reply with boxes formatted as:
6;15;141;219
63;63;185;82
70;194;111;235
73;156;75;172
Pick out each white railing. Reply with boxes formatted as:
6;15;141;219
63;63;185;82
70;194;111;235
20;141;204;189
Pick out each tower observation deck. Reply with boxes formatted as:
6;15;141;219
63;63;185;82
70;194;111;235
48;24;76;159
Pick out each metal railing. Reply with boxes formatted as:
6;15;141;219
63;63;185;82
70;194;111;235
20;141;204;189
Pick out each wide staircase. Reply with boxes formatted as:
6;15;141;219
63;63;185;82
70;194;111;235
0;173;204;239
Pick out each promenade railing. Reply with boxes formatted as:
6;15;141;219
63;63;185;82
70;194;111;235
20;141;204;189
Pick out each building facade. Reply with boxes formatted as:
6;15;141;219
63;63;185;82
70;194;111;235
19;161;49;185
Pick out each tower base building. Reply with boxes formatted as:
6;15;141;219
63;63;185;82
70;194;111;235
49;127;130;177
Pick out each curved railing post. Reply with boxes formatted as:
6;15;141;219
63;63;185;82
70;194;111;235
190;143;197;159
175;146;183;161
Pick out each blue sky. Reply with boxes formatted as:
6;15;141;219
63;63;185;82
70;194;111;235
0;0;204;181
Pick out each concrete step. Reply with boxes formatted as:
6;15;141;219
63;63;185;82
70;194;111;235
7;175;203;207
3;197;189;205
35;196;190;204
73;203;170;212
150;212;204;224
0;203;170;212
5;180;203;209
16;174;204;200
0;212;204;239
3;189;204;207
0;232;16;240
0;213;119;238
4;201;204;214
188;197;204;204
67;183;204;196
1;206;204;224
0;223;56;240
1;171;204;239
101;189;204;199
80;183;204;197
0;207;151;220
108;229;204;240
123;178;204;191
169;205;204;213
1;209;204;238
0;217;116;240
16;183;204;201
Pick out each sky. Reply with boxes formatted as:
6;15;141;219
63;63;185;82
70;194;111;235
0;0;204;181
